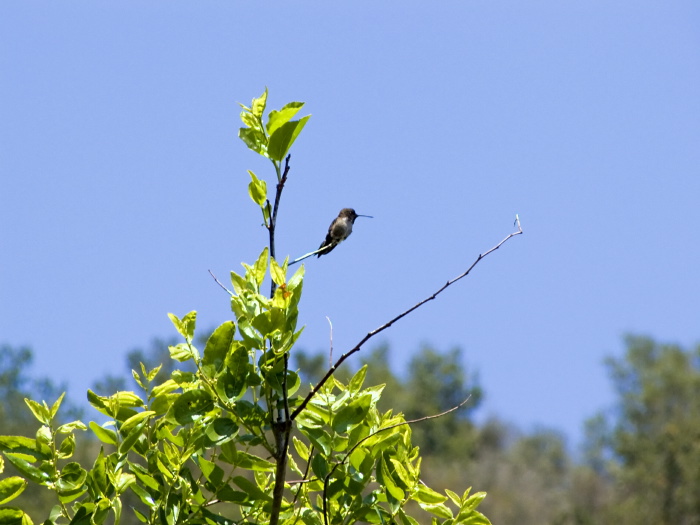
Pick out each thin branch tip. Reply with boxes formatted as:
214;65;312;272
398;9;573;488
208;269;234;296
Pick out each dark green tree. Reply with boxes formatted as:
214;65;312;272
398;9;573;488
593;335;700;525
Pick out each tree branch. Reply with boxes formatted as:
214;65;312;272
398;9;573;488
269;154;292;296
292;216;523;421
269;154;293;525
207;269;233;296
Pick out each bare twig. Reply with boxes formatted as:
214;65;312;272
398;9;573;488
289;244;328;266
208;269;233;296
326;316;334;368
292;216;523;421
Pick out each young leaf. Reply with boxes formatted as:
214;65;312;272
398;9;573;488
57;434;75;459
247;170;268;207
266;101;304;136
292;436;309;461
348;365;368;393
119;411;155;435
181;310;197;341
238;127;267;156
56;421;87;434
89;422;118;446
267;115;310;162
169;343;196;362
252;247;269;287
251;88;268;118
23;399;50;426
269;257;286;286
50;392;66;419
413;484;447;504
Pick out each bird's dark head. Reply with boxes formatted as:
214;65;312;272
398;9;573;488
339;208;373;223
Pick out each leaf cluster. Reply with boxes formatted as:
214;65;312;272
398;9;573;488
0;90;492;525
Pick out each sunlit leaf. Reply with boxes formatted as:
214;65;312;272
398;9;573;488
267;115;310;162
0;476;27;505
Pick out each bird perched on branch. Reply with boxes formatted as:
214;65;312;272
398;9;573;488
317;208;373;257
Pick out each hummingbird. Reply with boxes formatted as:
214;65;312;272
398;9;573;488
317;208;373;257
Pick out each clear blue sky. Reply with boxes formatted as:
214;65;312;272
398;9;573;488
2;2;699;448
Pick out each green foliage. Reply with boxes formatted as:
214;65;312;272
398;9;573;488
0;90;491;525
586;336;700;525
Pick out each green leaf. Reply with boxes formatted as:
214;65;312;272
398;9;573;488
230;271;248;296
120;411;155;435
35;425;51;445
0;436;50;461
0;476;27;505
463;491;487;511
238;127;267;156
87;389;142;420
216;345;249;401
252;247;269;287
67;504;91;525
250;88;268;118
202;321;236;374
23;399;50;425
90;449;108;496
146;364;162;382
57;462;87;495
205;418;238;445
130;464;160;492
292;436;309;461
57;434;75;459
168;311;196;342
151;379;179;398
215;485;248;504
418;503;453;519
266;101;304;136
118;422;145;455
348;365;368;393
247;170;268;207
169;390;214;425
378;456;404;501
445;488;461;506
89;422;118;446
310;454;328;479
50;392;66;419
413;484;447;504
198;457;225;486
234;451;275;472
56;420;87;434
2;453;50;485
459;512;491;525
0;508;31;525
232;476;271;501
332;395;371;433
398;510;420;525
269;258;286;286
252;308;286;339
267;115;310;162
168;343;196;362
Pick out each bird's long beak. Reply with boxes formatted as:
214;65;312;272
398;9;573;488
356;214;373;218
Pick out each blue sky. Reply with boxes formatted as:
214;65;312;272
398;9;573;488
2;2;699;448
